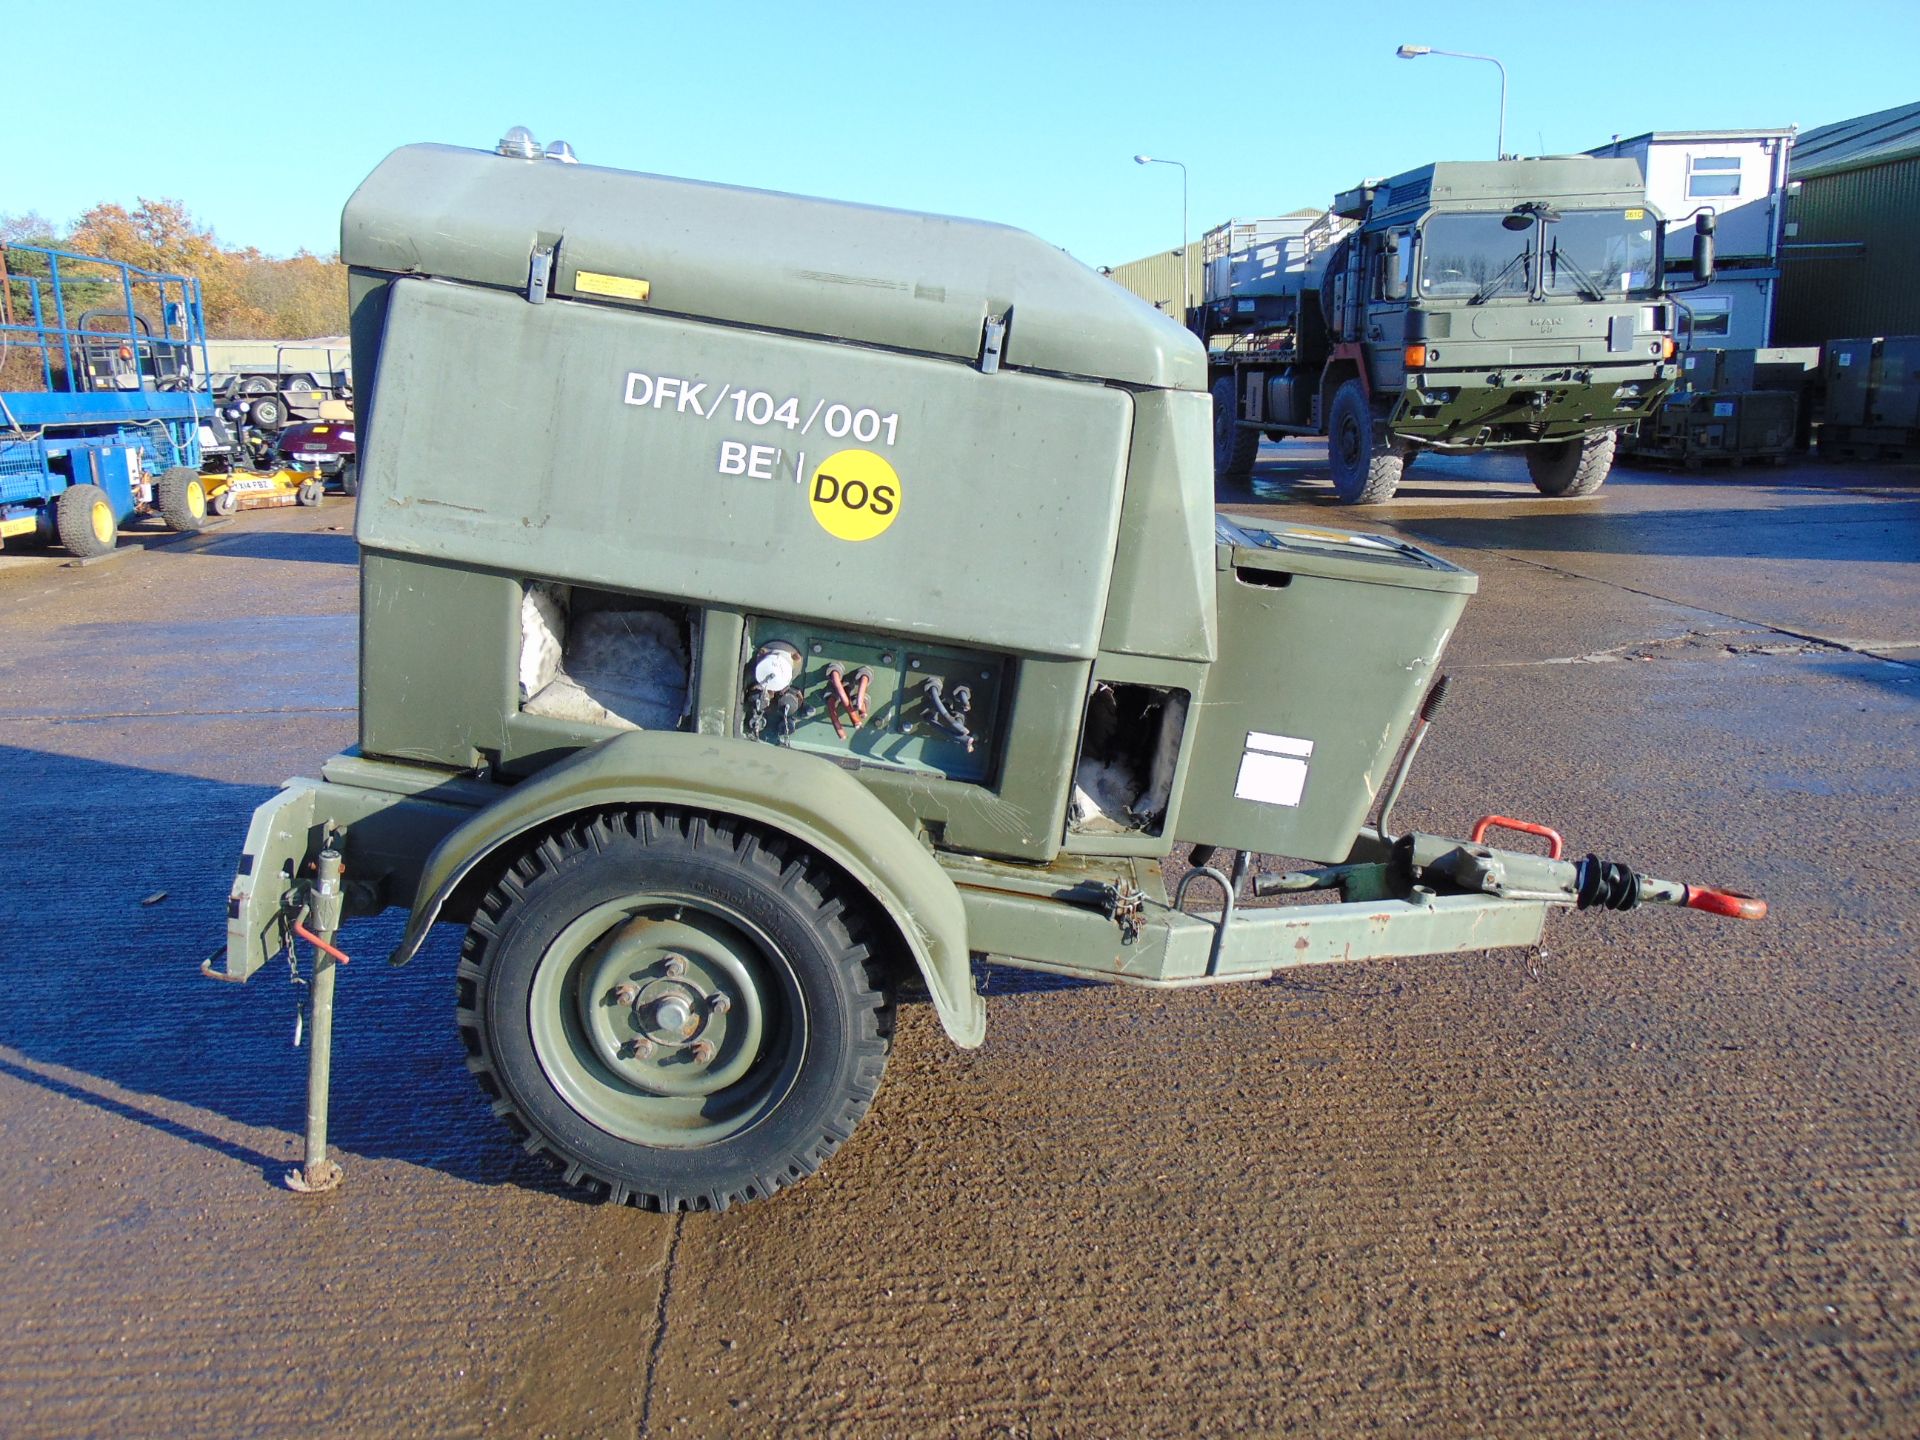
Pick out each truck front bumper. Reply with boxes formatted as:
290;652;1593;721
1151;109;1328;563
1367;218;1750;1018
1392;367;1671;447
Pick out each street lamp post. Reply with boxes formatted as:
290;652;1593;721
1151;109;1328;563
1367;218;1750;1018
1133;154;1190;325
1395;45;1508;160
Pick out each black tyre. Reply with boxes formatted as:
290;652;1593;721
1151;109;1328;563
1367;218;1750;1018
1326;378;1403;504
295;478;324;507
55;483;117;557
1211;374;1259;489
155;466;208;532
249;395;287;429
1527;430;1616;497
458;809;895;1212
337;459;359;497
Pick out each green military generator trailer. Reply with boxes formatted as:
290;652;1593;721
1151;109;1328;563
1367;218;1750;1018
214;133;1765;1211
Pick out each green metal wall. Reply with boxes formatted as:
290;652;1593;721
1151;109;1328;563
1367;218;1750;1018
1104;246;1205;322
1775;152;1920;346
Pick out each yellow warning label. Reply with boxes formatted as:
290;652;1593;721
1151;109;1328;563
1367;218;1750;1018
1624;208;1646;220
808;449;901;542
575;270;653;302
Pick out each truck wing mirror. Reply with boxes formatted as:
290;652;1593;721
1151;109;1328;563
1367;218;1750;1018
1382;233;1408;302
1692;212;1716;285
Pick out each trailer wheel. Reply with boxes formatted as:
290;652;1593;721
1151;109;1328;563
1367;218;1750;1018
55;484;118;557
248;396;287;430
1327;379;1403;504
1527;430;1616;497
457;809;895;1212
155;467;208;532
1211;375;1259;488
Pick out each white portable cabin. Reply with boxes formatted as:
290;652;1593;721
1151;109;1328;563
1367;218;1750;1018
1585;129;1795;349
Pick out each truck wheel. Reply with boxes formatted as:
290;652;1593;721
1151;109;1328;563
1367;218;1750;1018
458;809;895;1212
1327;379;1402;504
155;467;208;532
249;396;287;430
1528;431;1616;496
55;484;118;557
1211;375;1259;488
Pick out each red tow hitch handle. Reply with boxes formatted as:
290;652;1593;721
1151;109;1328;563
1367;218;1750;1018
1470;814;1565;859
1682;885;1769;921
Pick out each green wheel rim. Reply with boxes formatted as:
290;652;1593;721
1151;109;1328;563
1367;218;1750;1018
1334;409;1362;472
527;894;806;1149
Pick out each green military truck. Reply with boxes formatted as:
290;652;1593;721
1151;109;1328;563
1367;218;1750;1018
214;134;1761;1211
1204;157;1712;502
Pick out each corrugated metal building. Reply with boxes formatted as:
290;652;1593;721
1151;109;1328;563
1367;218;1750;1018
1104;207;1322;320
1101;246;1204;320
1774;100;1920;346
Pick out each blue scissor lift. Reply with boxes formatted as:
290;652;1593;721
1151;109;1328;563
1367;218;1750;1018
1;244;216;557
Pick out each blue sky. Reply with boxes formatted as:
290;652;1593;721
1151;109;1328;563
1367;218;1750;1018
12;0;1917;268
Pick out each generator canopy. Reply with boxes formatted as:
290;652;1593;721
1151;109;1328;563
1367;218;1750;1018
342;144;1205;392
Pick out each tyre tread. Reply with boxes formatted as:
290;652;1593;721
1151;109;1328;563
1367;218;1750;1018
458;806;894;1213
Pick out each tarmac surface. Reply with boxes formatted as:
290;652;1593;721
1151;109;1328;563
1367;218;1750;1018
0;446;1915;1438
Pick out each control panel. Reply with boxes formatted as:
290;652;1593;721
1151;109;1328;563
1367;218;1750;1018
741;620;1003;784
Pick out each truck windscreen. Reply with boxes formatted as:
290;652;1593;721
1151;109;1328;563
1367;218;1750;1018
1541;210;1658;298
1418;214;1532;300
1419;208;1659;302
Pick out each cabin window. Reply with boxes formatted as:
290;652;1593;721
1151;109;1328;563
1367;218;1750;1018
1687;156;1742;199
1681;297;1732;339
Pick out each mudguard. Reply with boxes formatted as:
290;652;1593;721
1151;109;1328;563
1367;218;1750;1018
389;731;985;1048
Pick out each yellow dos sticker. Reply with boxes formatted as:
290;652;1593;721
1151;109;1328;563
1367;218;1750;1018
808;449;901;542
1625;208;1646;220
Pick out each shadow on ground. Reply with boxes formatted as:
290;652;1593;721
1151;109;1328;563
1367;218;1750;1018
174;531;359;566
0;743;555;1193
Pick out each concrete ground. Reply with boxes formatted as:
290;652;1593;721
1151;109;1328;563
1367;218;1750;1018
0;448;1915;1438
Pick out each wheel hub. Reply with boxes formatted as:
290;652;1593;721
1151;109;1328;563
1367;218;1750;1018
579;917;764;1099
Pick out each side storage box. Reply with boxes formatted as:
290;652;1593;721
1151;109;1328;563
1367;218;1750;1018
1179;517;1475;862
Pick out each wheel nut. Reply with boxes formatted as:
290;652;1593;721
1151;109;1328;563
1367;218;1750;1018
622;1036;655;1059
662;954;687;978
707;992;731;1015
690;1040;716;1065
610;983;641;1006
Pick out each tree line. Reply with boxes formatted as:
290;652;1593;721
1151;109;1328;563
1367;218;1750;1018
2;198;348;341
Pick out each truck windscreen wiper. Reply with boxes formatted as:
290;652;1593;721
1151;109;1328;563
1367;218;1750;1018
1545;239;1609;301
1468;248;1533;305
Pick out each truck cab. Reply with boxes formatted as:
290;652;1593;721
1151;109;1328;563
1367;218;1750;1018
1205;157;1681;502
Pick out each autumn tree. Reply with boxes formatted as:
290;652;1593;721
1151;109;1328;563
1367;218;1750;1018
1;198;347;342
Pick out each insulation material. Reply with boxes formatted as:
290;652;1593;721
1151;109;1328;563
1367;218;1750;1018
1069;686;1187;833
518;583;567;701
1136;694;1188;819
1070;757;1142;830
521;588;691;731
